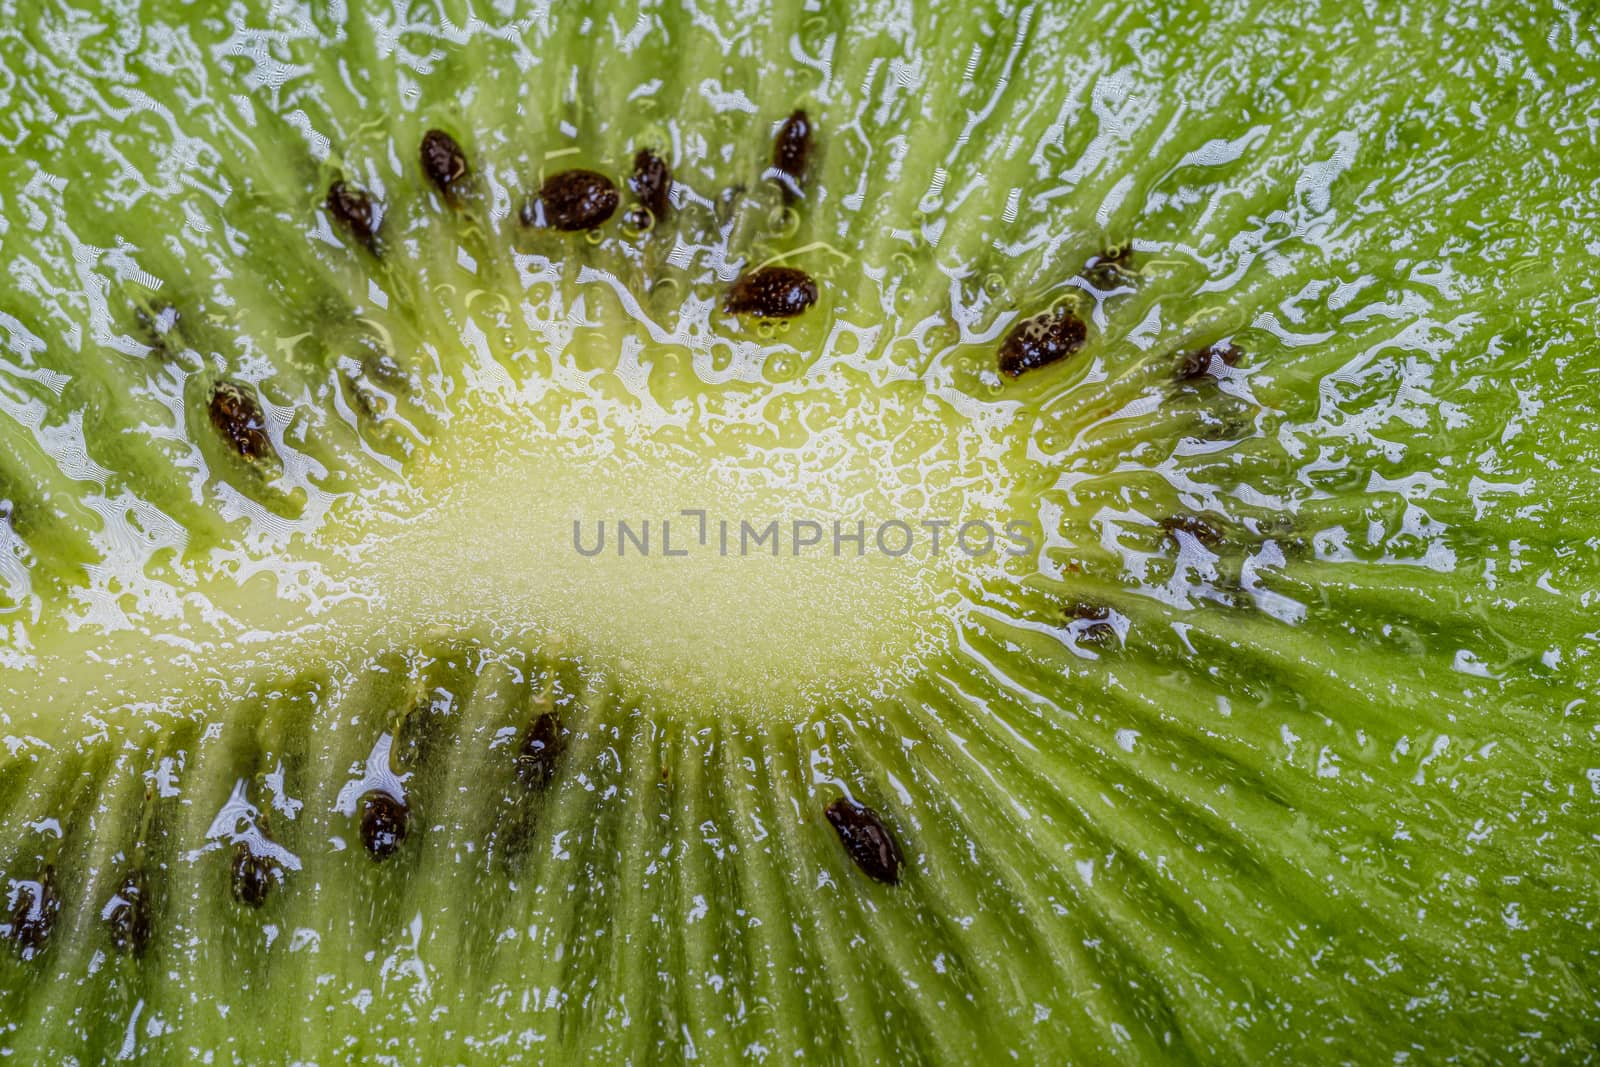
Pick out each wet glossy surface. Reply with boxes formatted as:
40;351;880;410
0;1;1596;1063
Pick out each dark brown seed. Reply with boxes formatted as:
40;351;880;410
7;869;57;960
997;308;1088;378
1161;514;1223;547
772;109;813;204
1065;601;1116;644
629;149;672;223
824;798;904;885
208;380;274;463
537;170;619;231
420;129;469;198
1176;341;1242;381
1082;246;1135;290
105;871;151;955
725;266;819;319
360;791;409;861
230;842;276;908
325;179;378;244
515;711;563;792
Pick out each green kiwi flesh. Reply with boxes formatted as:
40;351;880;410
0;2;1598;1063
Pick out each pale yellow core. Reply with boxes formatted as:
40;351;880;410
2;330;1038;735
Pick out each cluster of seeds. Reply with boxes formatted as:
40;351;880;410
331;113;828;324
2;700;907;958
189;109;1258;475
0;106;1283;957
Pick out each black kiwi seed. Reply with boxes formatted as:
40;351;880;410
998;307;1088;379
104;871;152;955
6;869;58;960
772;108;813;204
360;791;409;861
535;169;619;231
420;129;469;198
325;179;378;244
514;711;563;792
208;380;274;463
230;842;277;908
628;148;672;224
824;798;904;886
1065;602;1116;644
1161;514;1223;548
725;266;819;319
1177;341;1242;381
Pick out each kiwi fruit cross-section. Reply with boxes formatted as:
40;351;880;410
0;1;1597;1063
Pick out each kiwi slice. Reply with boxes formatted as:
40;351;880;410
0;1;1595;1062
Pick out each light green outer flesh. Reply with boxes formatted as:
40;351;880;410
0;0;1596;1063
